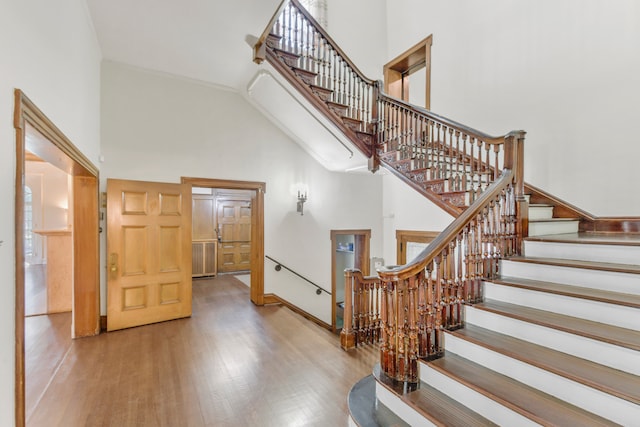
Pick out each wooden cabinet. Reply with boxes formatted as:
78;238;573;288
192;241;216;277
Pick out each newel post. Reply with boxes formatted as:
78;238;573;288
506;130;528;255
340;269;356;350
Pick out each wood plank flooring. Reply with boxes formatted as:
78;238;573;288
27;275;378;426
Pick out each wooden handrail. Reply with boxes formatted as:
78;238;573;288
253;0;290;64
379;170;514;281
378;93;508;146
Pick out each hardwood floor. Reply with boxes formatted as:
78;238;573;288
27;275;378;426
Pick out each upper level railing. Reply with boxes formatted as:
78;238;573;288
254;0;528;383
377;95;509;209
254;0;378;138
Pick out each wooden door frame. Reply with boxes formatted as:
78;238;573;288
181;177;266;305
396;229;439;265
384;35;433;109
330;229;371;332
14;89;100;427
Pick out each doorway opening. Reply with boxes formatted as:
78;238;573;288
182;177;266;305
330;229;371;332
384;35;433;109
14;89;100;427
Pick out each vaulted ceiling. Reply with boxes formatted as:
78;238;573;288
86;0;282;90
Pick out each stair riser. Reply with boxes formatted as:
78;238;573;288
444;333;637;426
524;240;640;265
465;305;640;375
499;260;640;295
528;206;554;221
419;363;539;427
528;221;579;236
374;383;436;427
484;282;640;330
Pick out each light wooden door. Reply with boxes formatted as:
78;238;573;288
107;179;192;331
216;199;251;273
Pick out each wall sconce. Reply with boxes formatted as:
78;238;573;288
297;190;307;215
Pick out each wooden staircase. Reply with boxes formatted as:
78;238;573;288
350;201;640;426
252;2;640;425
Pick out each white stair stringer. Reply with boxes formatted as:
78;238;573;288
464;304;640;375
524;240;640;265
418;360;539;427
374;382;436;427
444;331;639;425
484;281;639;330
499;259;640;295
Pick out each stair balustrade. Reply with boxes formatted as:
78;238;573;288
255;0;528;383
340;269;383;350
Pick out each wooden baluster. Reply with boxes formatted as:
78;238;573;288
309;25;317;74
474;215;483;301
331;51;337;101
396;280;405;380
379;280;388;371
391;104;397;152
339;57;348;105
434;255;444;356
425;264;434;356
447;127;454;183
364;279;371;343
476;138;484;200
286;4;293;52
321;37;328;87
408;276;418;382
427;120;434;179
456;234;463;326
461;134;469;195
494;143;501;177
294;9;301;55
447;242;456;327
417;270;427;357
463;226;471;304
388;281;397;378
434;123;442;179
484;143;491;184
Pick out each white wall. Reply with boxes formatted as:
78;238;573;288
0;0;101;423
327;0;388;80
100;61;384;324
385;0;640;216
381;173;453;266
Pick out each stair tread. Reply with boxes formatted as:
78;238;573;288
373;364;496;427
473;300;640;351
491;276;640;308
506;256;640;275
449;324;640;404
426;352;620;426
526;231;640;247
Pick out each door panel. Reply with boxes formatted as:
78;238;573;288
107;179;192;331
216;199;251;273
